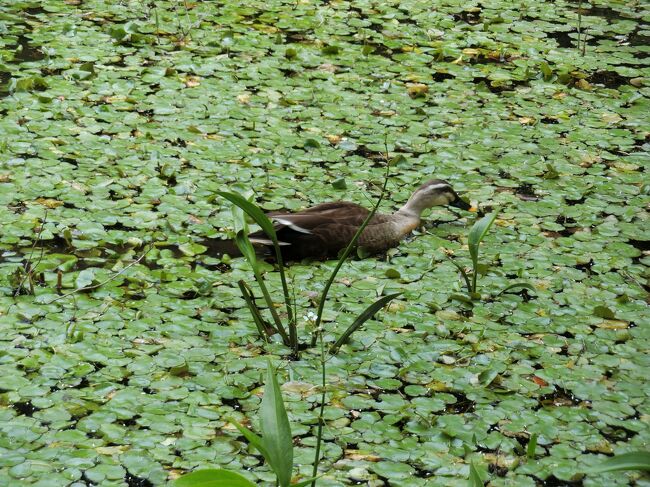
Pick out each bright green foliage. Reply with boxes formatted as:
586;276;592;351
0;0;648;485
174;469;257;487
588;451;650;473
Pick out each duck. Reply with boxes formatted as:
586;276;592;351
248;179;472;260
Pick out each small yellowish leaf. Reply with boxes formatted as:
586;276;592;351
34;198;64;208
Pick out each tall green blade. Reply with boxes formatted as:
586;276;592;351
468;461;484;486
589;451;650;473
218;191;278;243
231;419;271;461
237;280;269;341
234;231;289;343
526;433;538;459
330;292;402;354
235;230;259;273
174;469;257;487
260;360;293;487
219;191;295;349
468;212;498;268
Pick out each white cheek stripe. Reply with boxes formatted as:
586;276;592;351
273;218;312;234
426;183;451;191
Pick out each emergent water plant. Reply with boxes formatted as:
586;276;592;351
449;211;534;299
449;211;498;297
174;360;318;487
218;164;401;355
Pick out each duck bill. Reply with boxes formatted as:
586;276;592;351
450;197;472;211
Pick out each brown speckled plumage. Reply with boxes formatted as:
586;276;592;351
249;179;471;260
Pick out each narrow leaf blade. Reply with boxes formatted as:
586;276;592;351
235;230;259;272
237;280;270;340
174;469;257;487
260;360;293;487
330;292;402;354
526;433;538;459
468;212;498;265
218;191;277;242
468;461;484;487
231;420;270;461
589;451;650;473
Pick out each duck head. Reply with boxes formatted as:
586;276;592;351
401;179;472;215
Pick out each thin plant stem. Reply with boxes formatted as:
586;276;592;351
271;244;295;350
577;0;586;56
311;328;328;486
15;210;48;297
471;265;478;294
251;264;290;344
309;163;390;347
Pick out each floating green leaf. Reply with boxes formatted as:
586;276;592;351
174;469;257;487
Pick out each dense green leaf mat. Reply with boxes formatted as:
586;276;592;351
0;0;648;485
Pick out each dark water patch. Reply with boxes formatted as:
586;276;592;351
472;77;521;94
14;34;45;62
125;291;146;301
347;144;385;162
432;71;455;82
457;308;473;318
600;424;636;442
0;70;12;88
536;387;583;409
59;156;79;167
453;8;482;24
284;30;309;43
572;5;634;22
125;471;154;487
361;41;393;58
200;238;241;258
565;196;586;206
221;397;242;410
626;30;650;47
628;239;650;252
12;401;37;417
197;260;232;273
279;67;299;78
539;474;584;486
556;227;580;238
546;31;574;48
589;70;631;88
488;463;509;477
516;184;540;201
541;117;560;124
445;391;476;413
118;415;140;427
414;468;435;478
574;260;593;276
23;6;47;16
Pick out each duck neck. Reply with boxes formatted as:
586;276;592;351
395;197;427;221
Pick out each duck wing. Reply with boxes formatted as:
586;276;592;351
249;202;387;259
